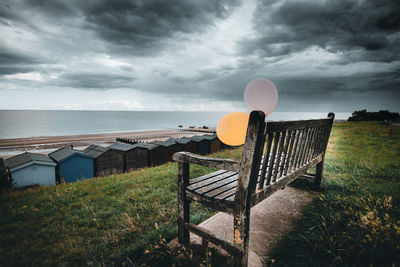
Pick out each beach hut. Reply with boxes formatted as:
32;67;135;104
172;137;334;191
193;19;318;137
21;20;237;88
134;143;167;167
202;134;221;153
126;143;150;170
49;147;94;183
167;138;198;154
150;140;185;162
191;135;211;155
5;152;56;188
108;142;148;171
83;144;124;177
108;142;131;171
0;158;9;189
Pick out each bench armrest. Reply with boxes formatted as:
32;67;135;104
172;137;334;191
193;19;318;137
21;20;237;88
173;151;240;173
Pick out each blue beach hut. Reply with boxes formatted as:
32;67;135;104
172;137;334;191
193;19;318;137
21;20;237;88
49;147;94;183
6;152;57;188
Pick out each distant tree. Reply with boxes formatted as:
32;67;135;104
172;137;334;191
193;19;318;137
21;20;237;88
348;110;400;122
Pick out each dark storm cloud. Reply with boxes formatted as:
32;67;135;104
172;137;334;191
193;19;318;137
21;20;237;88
55;73;135;90
83;0;241;55
241;0;400;61
0;48;42;75
0;0;242;90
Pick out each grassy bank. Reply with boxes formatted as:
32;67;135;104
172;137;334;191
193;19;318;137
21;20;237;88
0;122;399;266
0;148;241;266
269;122;400;266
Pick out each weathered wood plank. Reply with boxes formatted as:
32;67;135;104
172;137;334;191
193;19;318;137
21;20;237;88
186;191;235;214
272;130;286;182
311;126;322;158
302;127;315;164
173;151;240;173
214;186;237;200
289;129;301;173
283;130;296;176
205;180;238;198
306;127;317;162
234;110;266;266
194;174;238;195
258;133;273;190
279;130;291;178
178;162;190;245
187;171;237;191
250;154;323;206
300;128;312;166
266;132;279;185
266;117;333;132
184;222;242;257
190;169;228;184
294;129;306;168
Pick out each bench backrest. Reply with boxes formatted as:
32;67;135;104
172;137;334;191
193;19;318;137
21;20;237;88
235;111;334;208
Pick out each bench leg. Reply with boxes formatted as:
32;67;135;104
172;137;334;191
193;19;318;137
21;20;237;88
315;160;324;188
177;162;190;246
233;210;250;267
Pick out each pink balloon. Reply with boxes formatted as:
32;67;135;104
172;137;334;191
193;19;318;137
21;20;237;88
244;78;278;116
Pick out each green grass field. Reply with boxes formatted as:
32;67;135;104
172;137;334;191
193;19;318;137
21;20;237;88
269;122;400;266
0;122;399;266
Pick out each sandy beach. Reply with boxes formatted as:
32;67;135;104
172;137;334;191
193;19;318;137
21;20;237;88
0;128;215;158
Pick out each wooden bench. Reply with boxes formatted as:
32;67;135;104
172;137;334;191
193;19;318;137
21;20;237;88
172;111;334;266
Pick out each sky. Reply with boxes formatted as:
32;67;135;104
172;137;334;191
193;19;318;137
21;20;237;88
0;0;399;112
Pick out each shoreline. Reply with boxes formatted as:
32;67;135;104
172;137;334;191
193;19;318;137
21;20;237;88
0;128;215;158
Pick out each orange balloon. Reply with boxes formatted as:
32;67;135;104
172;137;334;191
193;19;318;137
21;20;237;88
216;112;249;146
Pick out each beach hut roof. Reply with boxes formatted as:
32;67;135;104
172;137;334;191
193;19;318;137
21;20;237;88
132;142;158;150
168;138;192;145
83;144;109;158
49;147;94;163
6;152;56;170
151;140;176;147
202;134;218;140
108;142;135;152
191;135;207;141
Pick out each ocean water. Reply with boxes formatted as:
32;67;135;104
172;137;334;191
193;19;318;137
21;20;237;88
0;110;351;139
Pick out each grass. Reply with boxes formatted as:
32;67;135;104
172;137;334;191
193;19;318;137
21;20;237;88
0;148;242;266
268;122;400;266
0;122;399;266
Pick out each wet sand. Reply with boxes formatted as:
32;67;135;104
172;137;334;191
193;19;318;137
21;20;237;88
0;128;215;158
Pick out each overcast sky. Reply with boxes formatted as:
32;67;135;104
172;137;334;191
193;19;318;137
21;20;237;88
0;0;399;112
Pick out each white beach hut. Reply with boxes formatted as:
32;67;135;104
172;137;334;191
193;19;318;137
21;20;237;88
6;152;57;188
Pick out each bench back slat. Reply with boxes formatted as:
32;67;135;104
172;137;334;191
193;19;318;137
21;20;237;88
283;130;296;177
258;133;273;190
238;113;334;193
266;131;279;186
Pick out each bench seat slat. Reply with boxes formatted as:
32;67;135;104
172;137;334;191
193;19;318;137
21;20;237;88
190;173;238;195
213;186;237;200
188;171;234;190
190;169;228;184
204;180;238;198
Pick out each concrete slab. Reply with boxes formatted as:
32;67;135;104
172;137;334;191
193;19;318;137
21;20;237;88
169;184;318;266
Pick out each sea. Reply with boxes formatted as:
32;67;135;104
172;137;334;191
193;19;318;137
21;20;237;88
0;110;351;139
